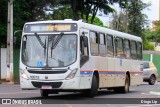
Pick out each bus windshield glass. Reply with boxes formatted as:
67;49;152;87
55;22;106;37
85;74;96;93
21;34;77;68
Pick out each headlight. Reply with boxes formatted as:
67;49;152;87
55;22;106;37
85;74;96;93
65;68;78;80
20;69;29;80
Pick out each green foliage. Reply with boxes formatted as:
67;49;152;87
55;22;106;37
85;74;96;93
59;0;128;23
153;21;160;42
0;0;129;47
0;0;8;47
49;4;73;20
143;21;160;50
143;40;154;50
88;16;103;27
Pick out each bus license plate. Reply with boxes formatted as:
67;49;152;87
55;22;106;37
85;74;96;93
41;85;52;89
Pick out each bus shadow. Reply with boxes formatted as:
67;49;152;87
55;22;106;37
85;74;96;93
28;90;138;100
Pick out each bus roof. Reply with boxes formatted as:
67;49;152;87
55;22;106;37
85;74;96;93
25;20;142;42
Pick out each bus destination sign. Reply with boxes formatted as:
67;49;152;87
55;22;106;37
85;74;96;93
24;23;77;33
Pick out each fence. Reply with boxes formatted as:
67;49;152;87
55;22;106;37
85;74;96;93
143;51;160;77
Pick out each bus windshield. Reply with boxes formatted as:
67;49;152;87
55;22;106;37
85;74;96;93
22;34;77;68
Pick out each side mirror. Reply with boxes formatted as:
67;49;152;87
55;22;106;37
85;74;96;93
13;37;17;45
13;30;22;47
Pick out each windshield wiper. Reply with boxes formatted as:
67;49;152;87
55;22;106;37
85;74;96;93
35;33;46;49
51;32;64;50
35;32;46;56
51;32;64;57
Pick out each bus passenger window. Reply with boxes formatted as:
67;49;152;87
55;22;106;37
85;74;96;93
131;41;137;59
137;42;142;60
90;31;99;56
115;38;124;58
107;35;114;57
99;33;106;56
124;39;131;59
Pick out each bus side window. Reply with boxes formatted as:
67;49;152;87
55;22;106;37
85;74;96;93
131;41;137;59
124;39;131;59
90;31;99;56
80;34;89;67
107;35;114;57
115;37;124;58
99;33;106;56
137;42;142;60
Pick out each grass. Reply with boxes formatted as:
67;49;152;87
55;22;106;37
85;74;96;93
153;90;160;92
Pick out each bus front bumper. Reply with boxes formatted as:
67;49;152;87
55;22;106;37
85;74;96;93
20;77;80;90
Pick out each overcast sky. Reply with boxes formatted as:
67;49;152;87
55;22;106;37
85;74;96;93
143;0;159;21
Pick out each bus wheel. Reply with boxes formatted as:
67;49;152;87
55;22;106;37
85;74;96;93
40;89;48;97
121;74;130;93
88;75;98;97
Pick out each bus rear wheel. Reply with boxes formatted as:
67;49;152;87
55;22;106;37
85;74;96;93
114;74;130;93
121;74;130;93
40;89;48;97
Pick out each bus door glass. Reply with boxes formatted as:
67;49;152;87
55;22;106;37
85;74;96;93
80;28;89;67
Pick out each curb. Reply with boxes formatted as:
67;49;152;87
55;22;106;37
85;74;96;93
150;91;160;95
1;81;15;85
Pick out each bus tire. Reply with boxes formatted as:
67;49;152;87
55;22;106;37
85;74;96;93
88;75;98;97
120;74;130;93
40;89;48;97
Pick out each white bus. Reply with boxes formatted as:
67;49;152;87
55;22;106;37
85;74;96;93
19;19;143;97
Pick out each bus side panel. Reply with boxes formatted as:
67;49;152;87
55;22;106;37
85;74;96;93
130;60;143;85
97;56;108;88
80;56;108;89
114;58;126;87
79;57;95;89
107;57;115;87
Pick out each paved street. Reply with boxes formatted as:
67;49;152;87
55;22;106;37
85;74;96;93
0;82;160;107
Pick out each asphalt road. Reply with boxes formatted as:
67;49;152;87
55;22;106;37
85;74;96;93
0;82;160;107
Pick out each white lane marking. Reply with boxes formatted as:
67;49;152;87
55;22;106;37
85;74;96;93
126;104;160;107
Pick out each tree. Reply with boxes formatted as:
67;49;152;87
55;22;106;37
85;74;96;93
110;10;128;32
127;0;150;37
0;0;8;47
88;16;104;27
110;0;150;36
58;0;127;23
110;0;152;50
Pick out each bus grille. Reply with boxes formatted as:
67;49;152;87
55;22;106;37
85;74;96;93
31;81;62;88
28;70;67;74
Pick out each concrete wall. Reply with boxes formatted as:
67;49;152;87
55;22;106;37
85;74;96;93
0;48;7;79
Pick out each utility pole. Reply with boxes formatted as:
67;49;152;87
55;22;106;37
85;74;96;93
6;0;14;83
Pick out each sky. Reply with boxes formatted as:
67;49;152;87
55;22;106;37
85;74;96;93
98;0;159;28
144;0;159;21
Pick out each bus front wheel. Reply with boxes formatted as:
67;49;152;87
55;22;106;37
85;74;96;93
85;75;98;97
40;89;48;97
